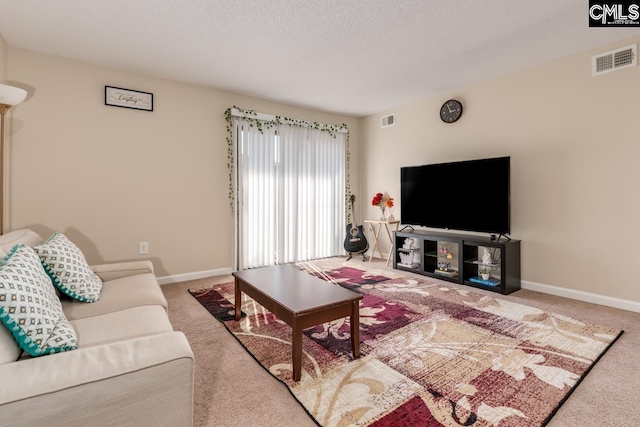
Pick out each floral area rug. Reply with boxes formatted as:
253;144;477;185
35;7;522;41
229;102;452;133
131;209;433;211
189;258;623;427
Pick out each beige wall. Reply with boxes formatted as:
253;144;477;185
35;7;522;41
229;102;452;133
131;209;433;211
6;36;639;304
1;34;8;233
361;36;640;303
6;48;360;277
0;34;6;81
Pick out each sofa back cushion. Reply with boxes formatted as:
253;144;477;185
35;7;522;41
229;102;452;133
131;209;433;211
0;229;44;257
0;323;22;364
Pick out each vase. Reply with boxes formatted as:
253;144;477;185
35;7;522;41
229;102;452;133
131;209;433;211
379;207;386;221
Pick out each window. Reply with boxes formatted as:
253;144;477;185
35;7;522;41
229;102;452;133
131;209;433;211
231;110;347;269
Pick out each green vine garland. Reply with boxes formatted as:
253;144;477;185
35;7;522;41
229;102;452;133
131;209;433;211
225;106;351;221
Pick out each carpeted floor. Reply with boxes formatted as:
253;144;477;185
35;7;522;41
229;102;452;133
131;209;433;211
161;257;640;427
188;259;622;426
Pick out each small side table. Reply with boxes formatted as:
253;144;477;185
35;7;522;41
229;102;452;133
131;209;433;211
364;220;400;266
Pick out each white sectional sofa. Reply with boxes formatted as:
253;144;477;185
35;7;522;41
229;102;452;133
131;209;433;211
0;229;194;426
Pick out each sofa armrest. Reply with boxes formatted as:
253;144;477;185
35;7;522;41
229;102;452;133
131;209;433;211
0;331;192;405
90;260;155;281
0;332;194;426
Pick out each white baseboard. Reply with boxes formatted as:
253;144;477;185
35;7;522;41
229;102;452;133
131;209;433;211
522;280;640;313
157;267;233;285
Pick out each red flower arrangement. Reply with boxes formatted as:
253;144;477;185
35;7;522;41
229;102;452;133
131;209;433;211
371;192;394;210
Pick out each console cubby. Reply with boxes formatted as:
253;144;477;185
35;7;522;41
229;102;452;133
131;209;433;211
393;229;521;295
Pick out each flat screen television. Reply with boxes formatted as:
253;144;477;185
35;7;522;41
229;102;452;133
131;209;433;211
400;156;510;235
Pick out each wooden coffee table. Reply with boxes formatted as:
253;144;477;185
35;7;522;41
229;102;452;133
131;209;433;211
233;265;363;381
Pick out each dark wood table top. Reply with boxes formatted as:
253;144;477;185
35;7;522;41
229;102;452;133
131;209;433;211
232;265;362;315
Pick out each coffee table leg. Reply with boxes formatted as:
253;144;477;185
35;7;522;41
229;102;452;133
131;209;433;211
234;278;242;321
292;322;302;381
351;300;361;358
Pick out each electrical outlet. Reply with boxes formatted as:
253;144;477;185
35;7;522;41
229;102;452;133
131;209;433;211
139;242;149;255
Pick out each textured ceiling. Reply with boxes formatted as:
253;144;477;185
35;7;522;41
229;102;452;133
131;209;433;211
0;1;639;117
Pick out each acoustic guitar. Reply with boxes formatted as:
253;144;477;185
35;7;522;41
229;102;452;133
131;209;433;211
344;195;368;260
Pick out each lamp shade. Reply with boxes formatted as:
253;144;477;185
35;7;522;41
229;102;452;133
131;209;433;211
0;84;27;106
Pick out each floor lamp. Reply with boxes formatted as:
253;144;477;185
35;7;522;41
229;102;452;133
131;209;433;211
0;84;28;235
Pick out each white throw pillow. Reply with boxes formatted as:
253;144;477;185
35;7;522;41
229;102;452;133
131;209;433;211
0;244;78;356
33;233;103;303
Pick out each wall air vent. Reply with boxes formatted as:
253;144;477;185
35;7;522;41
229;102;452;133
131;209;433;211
592;44;636;76
381;113;395;128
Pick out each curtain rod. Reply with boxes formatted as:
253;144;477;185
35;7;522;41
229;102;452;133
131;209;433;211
230;108;349;134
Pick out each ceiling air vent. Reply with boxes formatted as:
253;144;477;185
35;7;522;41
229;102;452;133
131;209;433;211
381;113;395;128
592;44;636;76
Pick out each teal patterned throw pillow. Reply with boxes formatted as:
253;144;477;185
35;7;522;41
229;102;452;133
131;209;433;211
0;244;78;356
33;233;103;303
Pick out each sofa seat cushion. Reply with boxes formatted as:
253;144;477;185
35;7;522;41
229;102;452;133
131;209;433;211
70;306;173;349
61;273;168;321
33;233;103;303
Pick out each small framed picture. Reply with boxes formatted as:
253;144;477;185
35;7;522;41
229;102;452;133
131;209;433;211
105;86;153;111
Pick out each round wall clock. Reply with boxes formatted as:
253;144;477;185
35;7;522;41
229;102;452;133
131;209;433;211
440;99;463;123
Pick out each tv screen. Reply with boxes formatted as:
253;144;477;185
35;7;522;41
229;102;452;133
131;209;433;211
400;157;510;234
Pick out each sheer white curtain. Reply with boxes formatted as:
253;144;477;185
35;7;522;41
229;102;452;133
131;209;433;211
236;121;279;269
234;115;346;270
